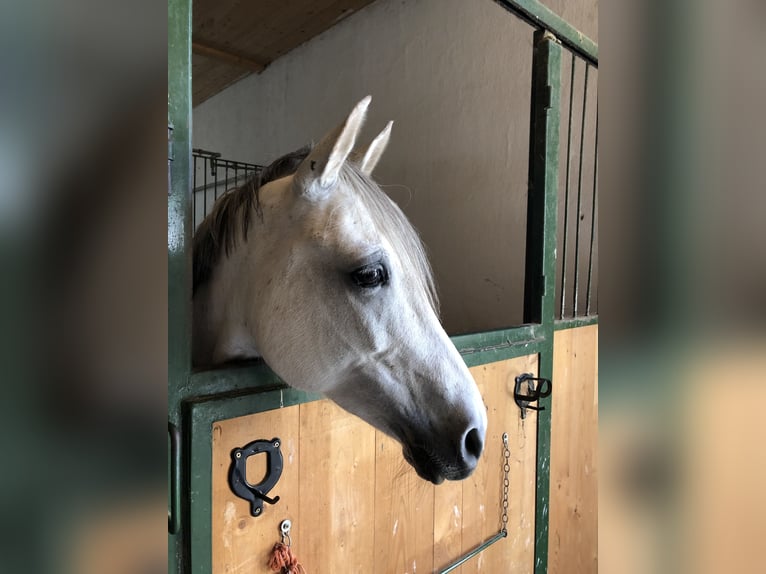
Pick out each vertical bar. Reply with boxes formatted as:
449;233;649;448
524;29;562;574
586;110;598;316
168;0;192;570
523;30;561;329
203;158;208;221
572;64;589;316
225;163;229;200
559;53;576;319
192;153;197;228
213;158;218;201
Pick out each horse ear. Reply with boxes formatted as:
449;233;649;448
354;121;393;176
293;96;371;199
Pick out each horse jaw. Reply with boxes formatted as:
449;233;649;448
325;306;489;484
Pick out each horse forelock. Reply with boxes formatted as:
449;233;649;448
193;146;311;293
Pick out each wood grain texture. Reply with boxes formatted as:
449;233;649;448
433;473;463;569
211;356;542;573
211;405;301;574
298;399;376;573
373;430;435;574
549;325;598;574
192;0;376;104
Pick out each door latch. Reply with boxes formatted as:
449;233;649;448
514;373;552;419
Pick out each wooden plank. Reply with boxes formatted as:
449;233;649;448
373;430;435;574
459;355;539;574
192;0;375;104
210;355;541;572
433;474;463;570
548;325;598;574
298;399;376;572
211;405;301;574
192;41;266;71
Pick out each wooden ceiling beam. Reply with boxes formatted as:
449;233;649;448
192;40;267;72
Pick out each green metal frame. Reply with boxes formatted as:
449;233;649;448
555;314;599;331
494;0;598;65
168;0;192;570
168;1;597;572
524;30;561;574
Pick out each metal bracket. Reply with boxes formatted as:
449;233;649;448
228;437;283;517
167;123;174;162
514;373;552;419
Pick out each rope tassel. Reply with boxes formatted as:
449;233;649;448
268;542;306;574
270;520;305;574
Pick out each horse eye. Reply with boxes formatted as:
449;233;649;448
351;263;389;289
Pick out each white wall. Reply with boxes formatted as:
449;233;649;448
193;0;596;334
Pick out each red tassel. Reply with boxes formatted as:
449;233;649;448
268;542;306;574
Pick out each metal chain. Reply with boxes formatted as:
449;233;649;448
501;432;510;534
438;432;512;573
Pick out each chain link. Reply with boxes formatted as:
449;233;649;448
501;432;510;533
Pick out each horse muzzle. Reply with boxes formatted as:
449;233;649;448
401;423;485;485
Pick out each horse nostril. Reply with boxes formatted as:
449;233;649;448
464;427;484;461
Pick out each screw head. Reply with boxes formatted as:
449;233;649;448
254;507;261;515
235;452;241;458
274;441;280;448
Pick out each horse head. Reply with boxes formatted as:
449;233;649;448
194;97;487;483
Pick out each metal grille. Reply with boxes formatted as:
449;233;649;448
192;149;263;229
556;49;598;319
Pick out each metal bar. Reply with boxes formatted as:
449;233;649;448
186;362;285;401
192;153;197;228
523;31;561;329
168;422;181;534
452;323;543;349
586;109;598;316
233;166;239;212
572;64;589;316
525;30;562;574
168;0;192;571
554;314;598;331
203;157;208;220
213;156;218;201
192;147;222;158
493;0;598;66
224;163;229;202
438;530;508;574
560;53;576;319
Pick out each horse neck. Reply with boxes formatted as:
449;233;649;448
193;188;284;366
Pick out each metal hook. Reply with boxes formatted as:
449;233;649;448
280;519;292;547
228;438;283;517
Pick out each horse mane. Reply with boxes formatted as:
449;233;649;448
337;163;440;314
193;146;310;292
193;147;439;315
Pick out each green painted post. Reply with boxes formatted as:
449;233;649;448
168;0;192;570
524;30;562;574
